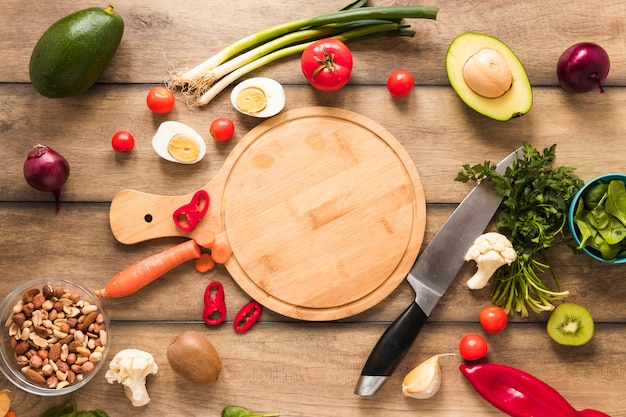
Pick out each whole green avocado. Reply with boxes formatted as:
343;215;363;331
29;5;124;98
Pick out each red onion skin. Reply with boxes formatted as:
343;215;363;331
557;42;610;93
23;145;70;214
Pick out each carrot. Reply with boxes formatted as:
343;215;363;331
194;230;215;248
5;411;16;417
95;239;201;298
194;252;215;273
211;241;232;264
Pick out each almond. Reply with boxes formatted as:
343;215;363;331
25;368;46;385
48;343;62;362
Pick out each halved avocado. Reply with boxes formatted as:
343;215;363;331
446;32;532;121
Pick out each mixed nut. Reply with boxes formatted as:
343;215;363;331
4;283;107;389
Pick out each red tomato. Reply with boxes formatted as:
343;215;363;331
387;69;415;97
210;118;235;142
459;334;488;361
111;131;135;152
146;86;175;114
479;306;508;334
301;38;353;92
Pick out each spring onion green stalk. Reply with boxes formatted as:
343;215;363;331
168;5;438;105
176;19;403;100
197;22;414;106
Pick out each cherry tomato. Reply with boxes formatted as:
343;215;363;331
479;306;508;334
387;69;415;98
111;130;135;152
459;333;488;361
210;118;235;142
146;86;175;114
301;38;353;92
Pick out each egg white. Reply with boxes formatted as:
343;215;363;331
230;77;285;118
152;121;206;164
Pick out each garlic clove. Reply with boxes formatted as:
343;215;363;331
402;354;451;399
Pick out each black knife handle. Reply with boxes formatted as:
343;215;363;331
361;301;428;377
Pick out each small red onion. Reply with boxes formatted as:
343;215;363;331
556;42;610;93
23;144;70;214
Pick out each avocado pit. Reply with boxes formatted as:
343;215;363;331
462;48;512;98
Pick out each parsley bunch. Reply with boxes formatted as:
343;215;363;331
456;142;584;317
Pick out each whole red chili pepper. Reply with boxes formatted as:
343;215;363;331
203;281;226;325
234;301;262;332
173;189;210;232
460;362;611;417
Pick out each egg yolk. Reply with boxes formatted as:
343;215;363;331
462;48;513;98
167;135;200;162
236;87;267;114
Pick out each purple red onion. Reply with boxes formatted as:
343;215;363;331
23;145;70;214
557;42;610;93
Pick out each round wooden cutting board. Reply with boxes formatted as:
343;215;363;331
109;107;426;321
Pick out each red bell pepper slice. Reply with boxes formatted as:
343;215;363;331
460;362;611;417
203;281;226;325
173;189;210;232
233;301;262;332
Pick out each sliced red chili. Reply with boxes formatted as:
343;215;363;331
173;189;210;232
233;301;262;332
203;281;226;326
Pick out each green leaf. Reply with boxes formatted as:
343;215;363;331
41;403;72;417
574;201;596;249
605;180;626;226
589;233;621;260
586;207;610;229
222;406;280;417
598;217;626;245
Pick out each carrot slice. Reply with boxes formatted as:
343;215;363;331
194;230;216;249
195;252;215;273
211;242;232;264
95;239;201;298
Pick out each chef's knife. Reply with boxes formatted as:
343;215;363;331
354;147;521;396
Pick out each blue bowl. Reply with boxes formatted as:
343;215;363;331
568;173;626;264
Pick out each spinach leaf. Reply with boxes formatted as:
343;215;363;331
606;180;626;226
574;200;596;249
582;181;608;210
589;233;621;260
598;217;626;245
222;405;280;417
41;403;72;417
586;207;610;229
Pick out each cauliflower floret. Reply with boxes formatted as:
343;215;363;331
105;348;158;407
465;232;517;289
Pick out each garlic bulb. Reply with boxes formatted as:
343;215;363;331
402;354;452;399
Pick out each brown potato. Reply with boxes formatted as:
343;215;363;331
166;330;222;385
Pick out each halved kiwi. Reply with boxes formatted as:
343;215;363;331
547;303;594;346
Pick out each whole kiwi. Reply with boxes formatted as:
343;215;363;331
167;330;222;384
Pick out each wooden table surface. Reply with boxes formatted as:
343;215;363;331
1;1;625;416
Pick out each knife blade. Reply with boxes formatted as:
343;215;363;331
354;147;521;396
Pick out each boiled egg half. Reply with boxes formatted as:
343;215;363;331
152;121;206;164
230;77;285;118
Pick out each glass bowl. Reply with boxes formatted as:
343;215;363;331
568;173;626;264
0;278;110;396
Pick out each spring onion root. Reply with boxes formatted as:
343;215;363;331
167;5;438;106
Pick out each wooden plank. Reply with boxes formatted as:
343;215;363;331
2;0;625;86
0;322;619;416
1;84;625;203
